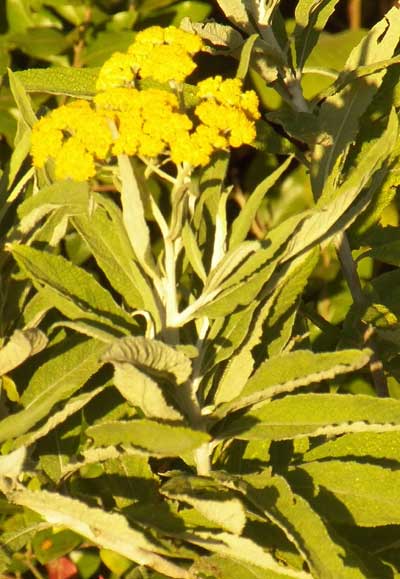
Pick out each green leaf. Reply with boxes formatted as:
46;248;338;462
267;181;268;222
14;67;99;97
13;386;105;450
181;221;207;282
111;363;183;421
0;329;47;376
229;393;400;441
163;475;246;535
229;156;292;249
0;337;106;443
0;447;26;479
214;0;254;34
236;34;258;80
237;472;365;579
303;430;400;463
102;336;192;385
10;28;70;60
311;7;400;197
87;420;210;455
185;530;310;578
8;68;37;128
32;529;82;565
215;349;371;418
294;0;341;70
71;201;159;318
3;486;188;578
290;460;400;526
192;555;302;579
11;245;136;334
263;248;319;357
17;180;90;234
117;154;158;278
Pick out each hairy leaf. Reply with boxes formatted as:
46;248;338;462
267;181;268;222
0;338;106;443
290;460;400;526
215;349;370;417
3;486;189;578
11;245;136;334
0;329;47;376
87;420;209;455
102;336;192;385
228;393;400;441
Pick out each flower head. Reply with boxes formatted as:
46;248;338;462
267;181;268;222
127;25;203;84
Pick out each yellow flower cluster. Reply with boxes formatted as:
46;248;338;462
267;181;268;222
96;25;203;89
31;100;112;181
31;26;260;181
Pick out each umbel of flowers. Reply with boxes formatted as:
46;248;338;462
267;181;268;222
31;26;260;181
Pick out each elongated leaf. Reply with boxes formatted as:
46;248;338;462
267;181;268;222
17;180;90;235
185;530;310;578
215;0;254;33
286;109;398;259
294;0;341;70
264;248;319;356
0;338;106;443
8;69;37;128
229;156;292;248
118;154;157;277
192;555;303;579
229;393;400;441
236;34;258;80
236;472;365;579
303;430;400;463
215;349;370;418
2;486;189;579
11;245;136;334
290;460;400;526
311;7;400;196
87;420;209;455
72;203;159;317
14;67;99;97
102;336;192;385
0;329;47;376
0;447;26;478
14;387;105;449
163;476;246;535
112;363;183;421
181;222;206;282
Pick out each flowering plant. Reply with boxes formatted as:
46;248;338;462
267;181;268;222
2;4;400;579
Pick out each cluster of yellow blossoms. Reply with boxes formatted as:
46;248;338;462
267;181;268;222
31;26;260;181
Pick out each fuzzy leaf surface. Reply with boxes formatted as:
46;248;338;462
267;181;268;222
87;420;209;455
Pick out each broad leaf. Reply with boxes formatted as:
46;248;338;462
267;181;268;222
112;363;183;421
87;420;209;455
0;329;47;376
215;349;371;418
290;460;400;526
237;472;365;578
303;430;400;463
102;336;192;385
228;393;400;441
162;475;246;535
